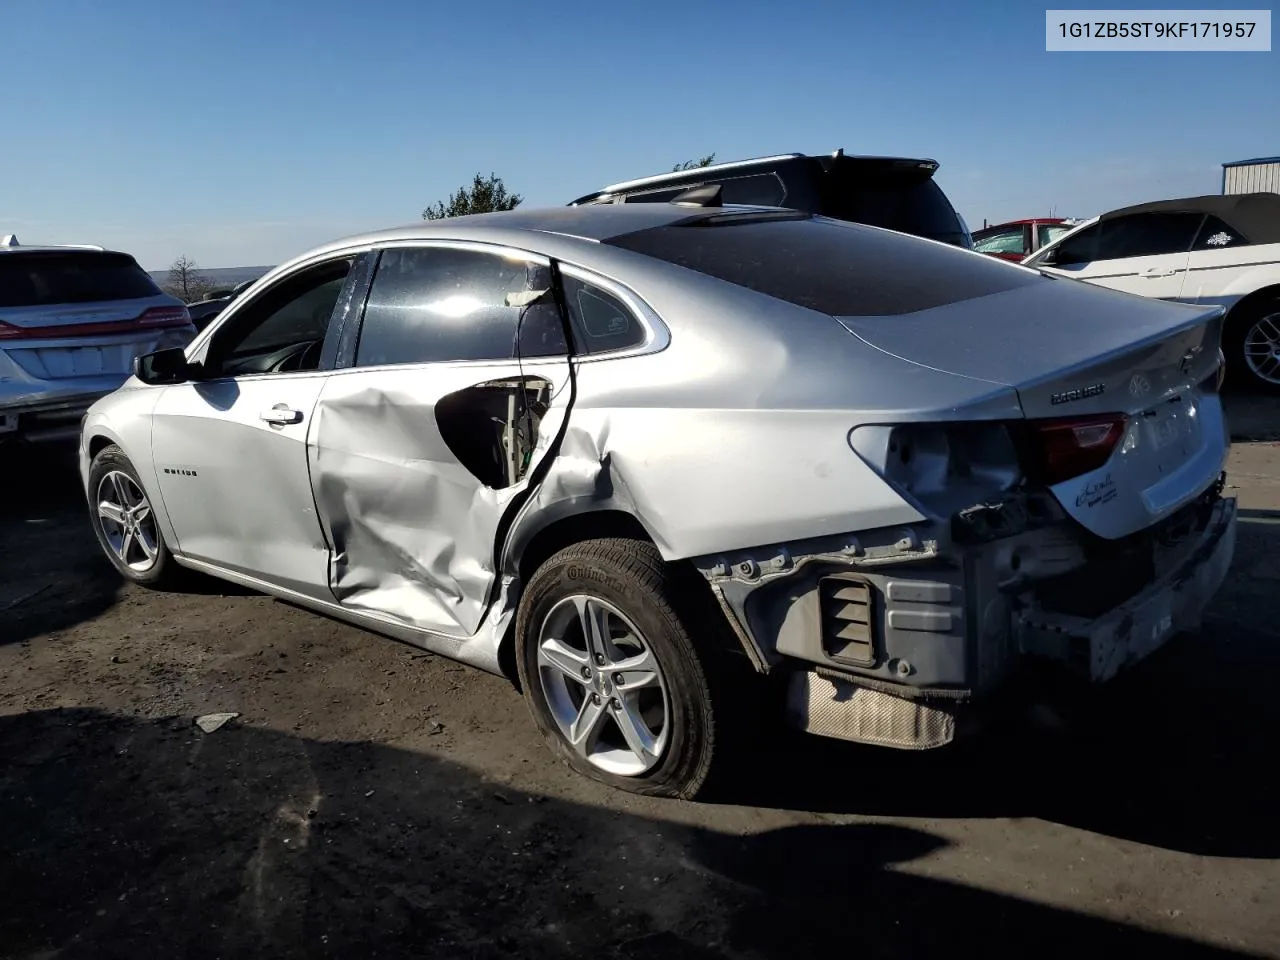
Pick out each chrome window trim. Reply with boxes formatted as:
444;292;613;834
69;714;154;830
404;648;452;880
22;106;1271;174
556;261;670;362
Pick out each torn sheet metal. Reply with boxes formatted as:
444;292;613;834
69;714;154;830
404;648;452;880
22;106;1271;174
1018;496;1236;683
310;361;570;639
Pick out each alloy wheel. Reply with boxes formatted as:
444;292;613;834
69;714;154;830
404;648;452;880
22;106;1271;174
95;470;160;573
1243;311;1280;386
536;595;670;776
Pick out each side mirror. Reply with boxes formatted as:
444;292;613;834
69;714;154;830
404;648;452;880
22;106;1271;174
134;347;194;385
1037;247;1058;266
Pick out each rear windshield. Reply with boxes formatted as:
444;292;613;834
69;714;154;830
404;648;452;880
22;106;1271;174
828;173;966;244
604;213;1043;316
0;252;162;307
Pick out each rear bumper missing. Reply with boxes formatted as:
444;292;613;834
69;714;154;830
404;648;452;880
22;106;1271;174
701;487;1236;750
1017;495;1236;683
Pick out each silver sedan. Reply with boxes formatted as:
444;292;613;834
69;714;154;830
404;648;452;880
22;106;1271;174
79;203;1236;798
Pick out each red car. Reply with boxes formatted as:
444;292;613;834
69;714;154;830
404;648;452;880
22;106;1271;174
971;218;1078;262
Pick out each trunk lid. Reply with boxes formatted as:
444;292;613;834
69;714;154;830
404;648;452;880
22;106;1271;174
1;249;191;381
836;277;1228;539
0;298;191;380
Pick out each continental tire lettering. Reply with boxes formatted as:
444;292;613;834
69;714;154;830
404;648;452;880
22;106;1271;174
565;565;612;586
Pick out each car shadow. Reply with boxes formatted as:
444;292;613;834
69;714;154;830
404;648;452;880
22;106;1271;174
0;706;1258;960
714;510;1280;861
0;442;121;646
3;442;1278;866
1223;390;1280;442
0;441;257;646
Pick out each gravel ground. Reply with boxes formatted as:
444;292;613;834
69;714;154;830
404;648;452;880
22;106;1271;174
1;399;1278;959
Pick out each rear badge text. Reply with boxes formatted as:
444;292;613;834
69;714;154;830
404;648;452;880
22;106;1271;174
1050;382;1106;405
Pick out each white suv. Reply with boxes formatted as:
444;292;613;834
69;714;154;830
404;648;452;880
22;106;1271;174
1023;193;1280;391
0;236;196;444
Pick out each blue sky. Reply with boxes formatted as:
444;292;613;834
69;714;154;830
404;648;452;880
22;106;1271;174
1;0;1275;269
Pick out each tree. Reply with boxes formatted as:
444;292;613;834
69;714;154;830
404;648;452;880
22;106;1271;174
422;173;523;220
672;153;716;172
165;255;213;303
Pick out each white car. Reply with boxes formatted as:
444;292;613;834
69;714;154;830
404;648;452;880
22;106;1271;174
1;235;195;443
1023;193;1280;391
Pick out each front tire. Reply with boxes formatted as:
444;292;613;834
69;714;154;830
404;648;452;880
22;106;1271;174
87;444;181;588
515;538;725;799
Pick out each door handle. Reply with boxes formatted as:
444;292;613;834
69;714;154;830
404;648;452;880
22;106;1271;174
260;406;303;425
1141;268;1176;278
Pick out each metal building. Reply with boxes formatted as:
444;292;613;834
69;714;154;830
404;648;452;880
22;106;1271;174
1222;156;1280;195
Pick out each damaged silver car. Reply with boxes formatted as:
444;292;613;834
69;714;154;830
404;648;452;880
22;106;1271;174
79;203;1236;798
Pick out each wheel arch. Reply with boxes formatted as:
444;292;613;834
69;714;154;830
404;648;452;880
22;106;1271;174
87;432;117;460
495;506;739;687
1221;283;1280;389
497;508;658;685
1223;282;1280;331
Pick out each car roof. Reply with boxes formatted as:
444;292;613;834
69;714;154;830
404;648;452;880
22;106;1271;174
0;242;122;257
1099;192;1280;243
306;203;776;258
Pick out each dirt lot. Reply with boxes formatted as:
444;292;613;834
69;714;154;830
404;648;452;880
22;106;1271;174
2;395;1279;959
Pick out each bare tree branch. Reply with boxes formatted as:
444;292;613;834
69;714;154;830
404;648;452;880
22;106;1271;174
165;255;213;303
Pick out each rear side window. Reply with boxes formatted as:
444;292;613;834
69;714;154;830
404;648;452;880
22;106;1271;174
605;213;1043;317
355;247;568;367
0;252;161;307
1193;215;1249;250
561;276;647;353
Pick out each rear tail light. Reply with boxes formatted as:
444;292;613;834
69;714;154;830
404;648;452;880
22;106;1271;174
0;305;192;340
1020;414;1127;486
136;306;193;329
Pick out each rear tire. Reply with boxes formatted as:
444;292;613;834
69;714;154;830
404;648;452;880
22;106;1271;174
87;444;182;589
515;538;742;799
1225;295;1280;393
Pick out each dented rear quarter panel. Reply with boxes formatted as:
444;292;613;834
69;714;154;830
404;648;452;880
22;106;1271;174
497;247;1030;568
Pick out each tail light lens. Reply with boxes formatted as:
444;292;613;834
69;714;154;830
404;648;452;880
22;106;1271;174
0;305;192;340
136;306;193;329
1021;414;1127;486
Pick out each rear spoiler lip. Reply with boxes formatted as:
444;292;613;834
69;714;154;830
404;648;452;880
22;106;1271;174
568;152;943;206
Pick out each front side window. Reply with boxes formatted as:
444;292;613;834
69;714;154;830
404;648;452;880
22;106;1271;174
1049;223;1100;266
972;226;1027;256
355;246;568;367
1092;212;1203;261
1037;223;1073;248
203;258;353;377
